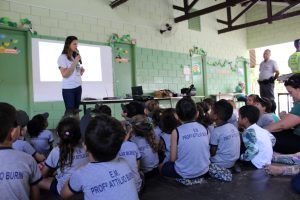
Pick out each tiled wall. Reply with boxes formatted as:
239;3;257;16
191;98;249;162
0;0;249;128
135;47;192;94
247;4;300;49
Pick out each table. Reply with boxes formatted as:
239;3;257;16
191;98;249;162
80;96;205;114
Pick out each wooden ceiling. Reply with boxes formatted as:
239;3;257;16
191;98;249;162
109;0;300;34
173;0;300;34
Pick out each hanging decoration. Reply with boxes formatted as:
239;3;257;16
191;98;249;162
114;46;129;63
0;36;20;54
109;33;135;63
189;46;207;57
109;33;136;48
0;17;38;35
206;56;249;73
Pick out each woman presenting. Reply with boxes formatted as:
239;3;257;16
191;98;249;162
58;36;85;114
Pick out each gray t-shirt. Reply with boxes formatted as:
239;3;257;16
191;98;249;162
68;158;139;200
0;147;42;200
45;146;89;194
210;123;241;168
257;113;275;128
31;129;54;157
130;136;159;173
175;122;210;178
12;139;36;156
118;141;142;191
259;59;279;80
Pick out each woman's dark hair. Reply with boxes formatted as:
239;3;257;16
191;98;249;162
196;102;211;128
239;105;260;124
131;115;158;152
159;108;180;134
284;73;300;89
176;97;197;121
27;118;44;138
56;117;82;172
212;100;233;122
62;36;78;61
85;114;125;162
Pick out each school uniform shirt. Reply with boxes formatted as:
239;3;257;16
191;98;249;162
210;123;240;168
175;121;210;178
31;129;54;157
118;141;142;191
240;124;273;169
227;112;238;127
153;126;162;144
160;132;171;163
12;139;36;156
57;54;82;89
130;136;159;173
68;158;139;200
45;146;89;194
0;147;42;200
256;113;275;128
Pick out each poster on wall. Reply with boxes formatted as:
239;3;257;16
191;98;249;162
0;34;20;54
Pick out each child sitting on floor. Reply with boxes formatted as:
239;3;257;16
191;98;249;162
158;108;181;164
61;114;139;199
160;97;210;180
210;100;240;169
254;96;275;128
130;115;159;178
12;110;45;163
0;102;42;200
27;112;54;157
238;105;273;169
118;122;143;192
39;117;89;196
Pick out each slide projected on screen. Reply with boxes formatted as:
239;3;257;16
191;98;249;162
32;38;113;102
38;41;102;82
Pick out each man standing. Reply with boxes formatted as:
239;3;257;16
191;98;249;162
258;49;280;100
289;39;300;73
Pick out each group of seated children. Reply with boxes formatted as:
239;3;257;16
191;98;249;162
0;94;283;199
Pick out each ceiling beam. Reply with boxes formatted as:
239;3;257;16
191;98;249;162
110;0;128;9
174;0;247;23
218;9;300;34
273;1;300;16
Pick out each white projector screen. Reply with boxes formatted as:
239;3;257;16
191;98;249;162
32;38;113;102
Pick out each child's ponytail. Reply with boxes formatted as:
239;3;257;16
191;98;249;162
56;117;81;172
131;115;158;152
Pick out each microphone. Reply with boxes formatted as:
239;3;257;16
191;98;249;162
73;49;82;64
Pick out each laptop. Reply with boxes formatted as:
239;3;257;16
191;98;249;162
131;86;143;96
